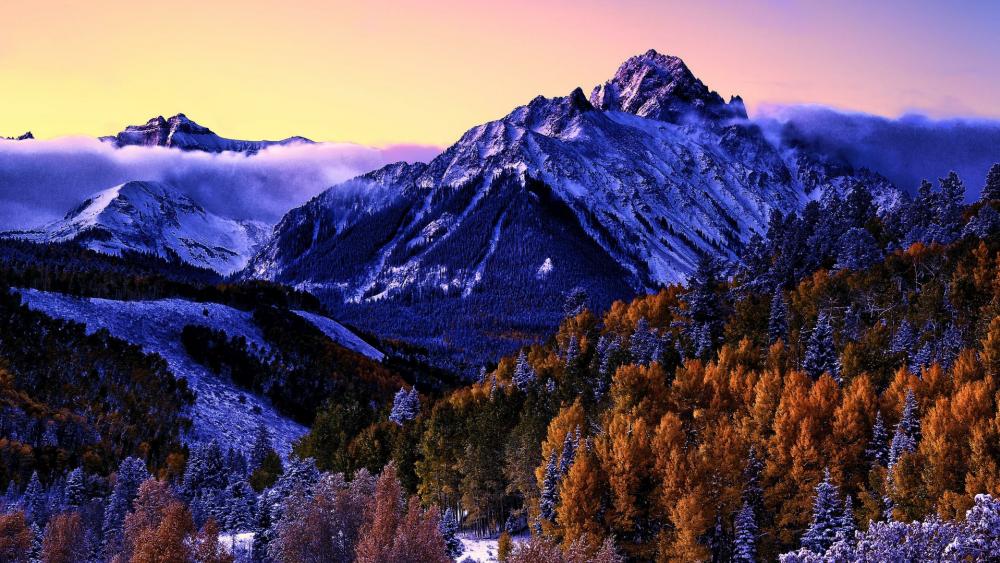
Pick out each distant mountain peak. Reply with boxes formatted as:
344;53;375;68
590;49;746;123
100;114;314;154
1;132;33;141
3;180;270;274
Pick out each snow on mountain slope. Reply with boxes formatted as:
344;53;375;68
3;181;270;275
13;288;306;457
240;50;904;364
292;309;385;361
100;113;313;154
247;50;899;294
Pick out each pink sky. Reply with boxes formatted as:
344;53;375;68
2;0;998;146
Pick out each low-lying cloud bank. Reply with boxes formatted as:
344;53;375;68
0;137;440;230
755;105;1000;198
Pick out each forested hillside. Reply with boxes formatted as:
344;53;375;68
2;168;1000;562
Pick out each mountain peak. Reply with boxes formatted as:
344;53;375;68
101;114;314;154
590;49;746;123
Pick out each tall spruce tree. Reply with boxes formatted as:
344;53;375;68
512;351;537;392
982;163;1000;202
439;508;463;559
768;287;789;344
801;468;843;554
101;457;149;560
539;453;560;523
865;411;890;468
803;311;840;382
889;390;921;468
732;500;757;563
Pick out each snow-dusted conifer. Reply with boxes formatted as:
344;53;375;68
982;163;1000;202
733;500;757;563
102;457;149;559
865;411;890;468
801;468;843;554
803;311;840;382
439;508;463;559
768;287;789;344
250;421;273;472
539;453;559;522
512;351;536;391
22;472;45;523
630;318;658;366
891;320;915;356
889;390;920;468
64;467;86;509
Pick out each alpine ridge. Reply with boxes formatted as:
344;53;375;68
241;49;903;365
2;181;270;275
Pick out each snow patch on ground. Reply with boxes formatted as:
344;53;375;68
459;533;528;562
13;288;306;457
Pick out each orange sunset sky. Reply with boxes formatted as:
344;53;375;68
2;0;998;147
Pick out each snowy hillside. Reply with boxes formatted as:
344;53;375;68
2;181;270;275
11;289;354;457
100;113;313;154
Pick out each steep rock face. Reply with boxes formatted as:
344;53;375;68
4;181;269;274
100;113;313;154
242;50;902;365
590;49;746;124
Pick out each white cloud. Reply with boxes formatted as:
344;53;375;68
0;137;440;230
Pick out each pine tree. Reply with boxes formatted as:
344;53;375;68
891;320;915;356
512;351;536;392
838;495;856;539
438;508;463;559
63;468;86;509
936;322;963;370
630;318;658;366
683;254;726;359
182;440;228;498
803;311;840;382
865;411;890;468
889;390;921;468
743;446;764;517
982;163;1000;202
249;421;273;473
22;472;45;524
768;287;788;344
102;457;150;560
910;341;933;374
801;468;843;553
539;453;560;523
389;387;420;425
564;336;580;367
732;500;757;563
559;427;579;477
220;479;257;532
835;227;882;271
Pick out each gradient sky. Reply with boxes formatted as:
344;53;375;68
2;0;998;147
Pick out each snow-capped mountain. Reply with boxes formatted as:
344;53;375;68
100;113;313;154
3;181;270;275
241;50;903;363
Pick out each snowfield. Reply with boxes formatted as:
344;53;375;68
13;288;308;456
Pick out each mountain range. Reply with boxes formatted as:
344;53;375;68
1;50;907;366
